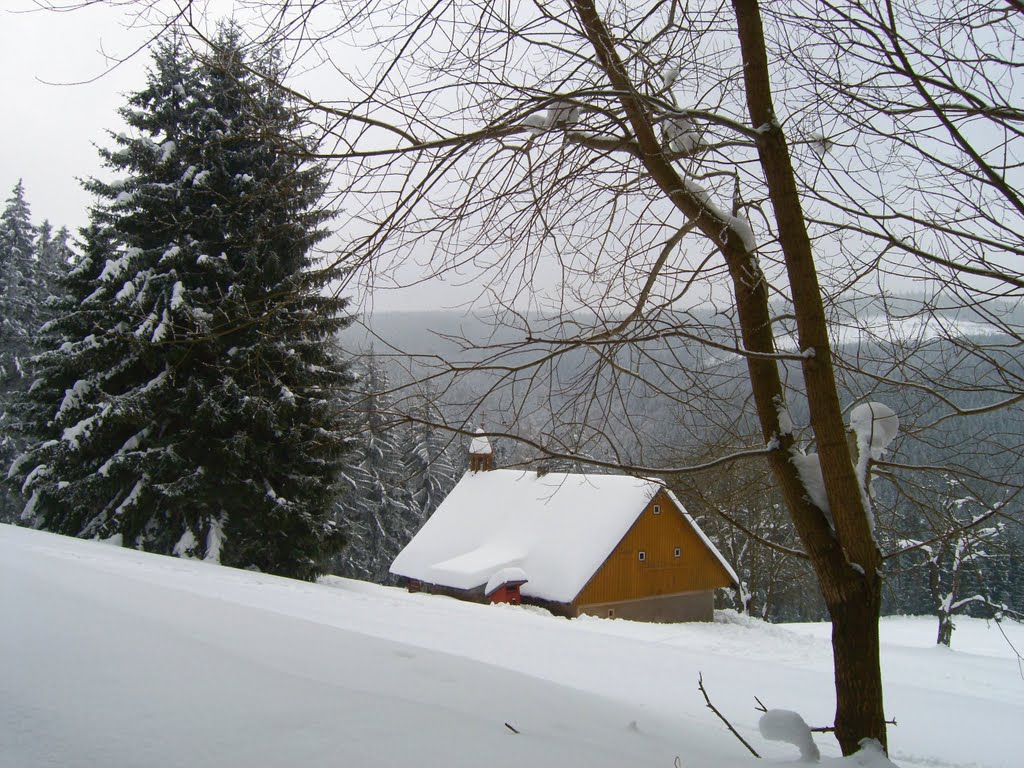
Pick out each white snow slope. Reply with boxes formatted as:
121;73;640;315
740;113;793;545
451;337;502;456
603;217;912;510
2;524;1021;768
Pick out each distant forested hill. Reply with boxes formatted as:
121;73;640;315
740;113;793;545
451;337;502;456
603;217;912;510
339;303;1024;622
339;302;1023;471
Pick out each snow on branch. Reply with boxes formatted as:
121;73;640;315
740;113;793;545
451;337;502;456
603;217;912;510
517;100;580;134
850;402;899;466
790;450;829;517
758;709;820;762
848;402;899;535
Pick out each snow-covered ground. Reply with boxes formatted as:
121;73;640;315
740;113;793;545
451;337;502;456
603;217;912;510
2;524;1021;768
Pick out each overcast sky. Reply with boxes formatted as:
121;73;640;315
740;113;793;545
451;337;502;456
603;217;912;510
1;2;486;314
1;3;154;231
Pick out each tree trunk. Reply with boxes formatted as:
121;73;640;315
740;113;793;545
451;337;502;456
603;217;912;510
929;543;959;647
570;0;888;752
824;571;887;752
936;610;953;646
732;0;888;753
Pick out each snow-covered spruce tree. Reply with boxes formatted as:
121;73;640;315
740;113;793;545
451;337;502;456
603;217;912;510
332;355;416;584
8;223;127;530
404;395;456;524
0;181;40;379
34;221;74;329
10;30;354;580
0;180;44;522
0;181;40;387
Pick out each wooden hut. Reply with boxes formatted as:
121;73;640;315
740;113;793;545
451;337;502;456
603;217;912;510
390;464;738;623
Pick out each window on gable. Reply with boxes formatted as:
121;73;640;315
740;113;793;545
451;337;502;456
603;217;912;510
674;547;681;558
652;504;661;515
638;551;646;561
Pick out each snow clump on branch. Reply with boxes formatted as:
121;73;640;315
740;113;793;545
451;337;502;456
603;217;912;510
849;401;899;536
661;64;680;89
664;116;700;154
850;402;898;491
849;402;899;463
758;709;819;762
791;450;829;518
519;102;579;134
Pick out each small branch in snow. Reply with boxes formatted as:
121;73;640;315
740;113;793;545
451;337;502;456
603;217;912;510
504;722;520;734
994;619;1024;680
697;673;761;758
808;717;898;733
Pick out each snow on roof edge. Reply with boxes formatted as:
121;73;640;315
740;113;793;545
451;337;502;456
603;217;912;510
485;567;529;596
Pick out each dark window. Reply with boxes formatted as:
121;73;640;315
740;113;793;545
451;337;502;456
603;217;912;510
608;609;615;618
652;504;661;515
638;551;646;561
674;547;681;558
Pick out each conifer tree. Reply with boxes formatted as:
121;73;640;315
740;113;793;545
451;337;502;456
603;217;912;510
34;221;73;327
10;223;128;530
333;355;416;583
404;395;456;522
11;29;354;580
0;180;42;522
0;180;38;385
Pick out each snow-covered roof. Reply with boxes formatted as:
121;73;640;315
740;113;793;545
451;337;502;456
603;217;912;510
484;567;528;596
469;429;492;455
391;469;736;603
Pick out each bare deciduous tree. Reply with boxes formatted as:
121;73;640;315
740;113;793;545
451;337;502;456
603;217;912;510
894;474;1021;647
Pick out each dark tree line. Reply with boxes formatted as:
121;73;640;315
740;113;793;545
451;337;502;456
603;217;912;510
331;356;457;584
0;180;73;523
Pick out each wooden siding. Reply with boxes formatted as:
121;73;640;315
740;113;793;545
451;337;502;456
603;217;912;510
573;491;734;606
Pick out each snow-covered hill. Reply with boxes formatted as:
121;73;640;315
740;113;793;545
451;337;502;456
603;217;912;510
2;524;1021;768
